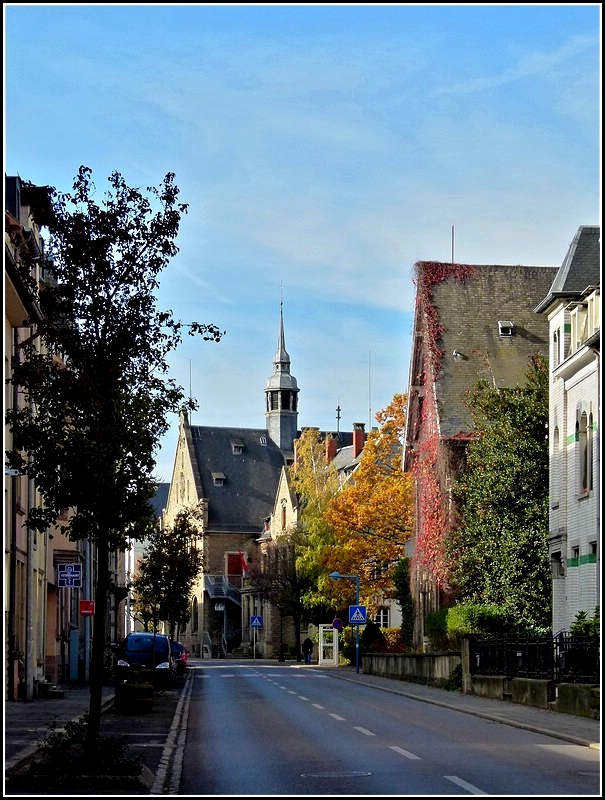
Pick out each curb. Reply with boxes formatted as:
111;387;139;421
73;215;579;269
326;672;600;751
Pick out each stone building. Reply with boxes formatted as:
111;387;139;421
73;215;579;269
403;260;558;649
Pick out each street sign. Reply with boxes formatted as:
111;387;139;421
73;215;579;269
58;563;82;588
250;615;263;628
332;618;344;630
80;600;94;616
349;605;367;624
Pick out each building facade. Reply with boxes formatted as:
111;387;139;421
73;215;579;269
535;225;600;632
403;261;558;649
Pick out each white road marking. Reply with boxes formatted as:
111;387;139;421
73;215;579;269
298;695;309;701
389;745;420;760
329;713;346;721
354;726;376;736
445;775;488;794
312;703;324;709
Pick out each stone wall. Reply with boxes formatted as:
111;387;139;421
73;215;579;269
361;650;600;719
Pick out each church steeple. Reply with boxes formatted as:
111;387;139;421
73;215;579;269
265;303;299;454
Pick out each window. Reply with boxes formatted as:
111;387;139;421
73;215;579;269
551;426;560;508
191;597;199;632
211;472;225;486
281;503;286;530
498;320;513;337
374;608;389;627
553;328;561;368
577;411;590;495
570;303;587;353
231;439;244;455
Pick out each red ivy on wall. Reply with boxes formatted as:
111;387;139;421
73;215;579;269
411;261;476;587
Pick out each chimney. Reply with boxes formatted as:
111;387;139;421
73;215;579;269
353;422;365;458
325;434;338;464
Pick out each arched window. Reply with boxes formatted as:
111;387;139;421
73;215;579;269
551;426;560;508
578;411;590;494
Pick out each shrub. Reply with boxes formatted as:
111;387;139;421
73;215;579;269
425;609;451;650
443;663;463;692
360;621;387;652
446;603;511;639
570;606;600;638
382;627;406;652
29;714;142;777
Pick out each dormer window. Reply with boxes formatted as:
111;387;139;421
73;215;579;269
260;436;267;446
498;320;514;337
231;438;244;455
211;471;226;486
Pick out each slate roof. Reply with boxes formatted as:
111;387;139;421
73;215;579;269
150;482;169;520
190;426;287;534
534;225;600;312
428;264;558;438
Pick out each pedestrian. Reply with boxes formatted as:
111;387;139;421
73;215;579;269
302;637;314;664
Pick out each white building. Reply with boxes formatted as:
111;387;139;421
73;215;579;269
535;225;600;632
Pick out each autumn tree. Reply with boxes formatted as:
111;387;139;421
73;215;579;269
131;507;205;639
323;393;414;612
287;427;341;616
5;166;223;738
446;355;551;629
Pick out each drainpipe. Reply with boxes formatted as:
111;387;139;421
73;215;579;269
24;467;35;700
7;327;21;700
8;465;18;700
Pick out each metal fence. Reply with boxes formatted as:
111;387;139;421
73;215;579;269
470;634;600;684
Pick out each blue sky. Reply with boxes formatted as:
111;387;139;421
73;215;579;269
4;4;601;483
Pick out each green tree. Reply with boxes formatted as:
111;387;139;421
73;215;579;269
446;354;551;628
392;558;414;648
5;166;223;738
131;507;205;638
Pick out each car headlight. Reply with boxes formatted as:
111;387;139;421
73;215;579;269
155;662;170;669
117;659;130;667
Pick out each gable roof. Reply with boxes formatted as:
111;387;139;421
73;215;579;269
417;263;558;439
534;225;600;312
190;426;286;534
150;482;170;521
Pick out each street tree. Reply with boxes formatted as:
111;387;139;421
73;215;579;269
323;393;414;611
287;427;341;615
5;166;223;738
446;354;551;628
247;531;314;661
131;507;206;639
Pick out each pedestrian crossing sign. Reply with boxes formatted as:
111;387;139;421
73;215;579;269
349;605;367;624
250;615;263;628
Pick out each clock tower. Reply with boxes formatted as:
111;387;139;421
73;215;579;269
265;304;299;458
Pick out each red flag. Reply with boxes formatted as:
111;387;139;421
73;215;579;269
239;550;248;577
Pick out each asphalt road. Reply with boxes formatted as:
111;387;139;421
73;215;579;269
181;661;600;796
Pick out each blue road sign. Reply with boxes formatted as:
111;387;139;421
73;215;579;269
250;615;263;628
58;563;82;588
349;605;367;624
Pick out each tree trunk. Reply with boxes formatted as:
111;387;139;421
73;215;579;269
87;537;110;739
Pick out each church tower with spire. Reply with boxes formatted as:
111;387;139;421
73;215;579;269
265;304;299;457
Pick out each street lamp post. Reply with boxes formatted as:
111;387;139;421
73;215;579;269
329;571;361;674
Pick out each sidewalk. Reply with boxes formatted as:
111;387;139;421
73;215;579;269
319;665;600;750
4;683;117;776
